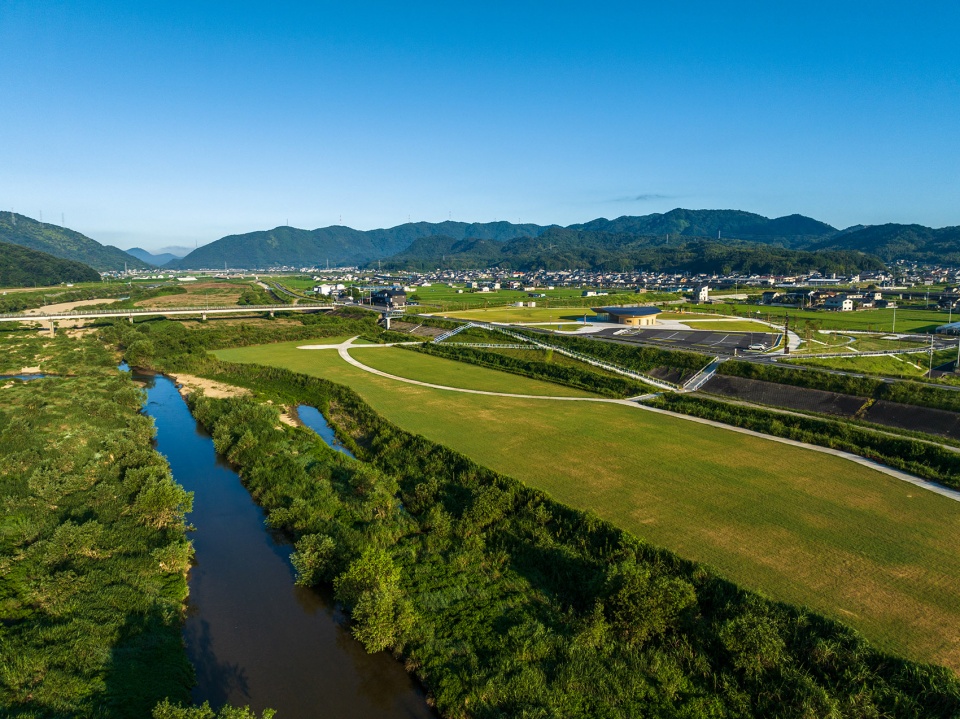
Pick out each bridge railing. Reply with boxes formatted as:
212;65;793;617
0;304;332;320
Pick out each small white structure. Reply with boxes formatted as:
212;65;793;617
824;296;854;311
695;285;710;303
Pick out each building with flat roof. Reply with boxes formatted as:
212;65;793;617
592;306;661;326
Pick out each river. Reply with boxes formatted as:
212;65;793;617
136;370;434;718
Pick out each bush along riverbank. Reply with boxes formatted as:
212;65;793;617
0;336;195;718
104;317;960;716
186;370;960;717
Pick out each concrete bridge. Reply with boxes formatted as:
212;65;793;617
0;303;336;333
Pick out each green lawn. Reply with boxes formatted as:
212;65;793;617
342;345;595;396
788;354;929;377
213;339;960;672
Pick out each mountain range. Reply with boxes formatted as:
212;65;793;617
0;212;148;272
3;209;960;275
125;247;188;267
380;228;884;275
164;221;549;270
165;209;960;271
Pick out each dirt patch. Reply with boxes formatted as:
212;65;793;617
22;298;120;315
279;406;300;427
19;366;41;374
171;373;250;399
137;282;242;308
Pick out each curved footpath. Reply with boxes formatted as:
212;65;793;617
296;338;960;504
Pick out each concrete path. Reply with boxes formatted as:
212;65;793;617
298;340;421;350
328;337;960;503
334;338;633;404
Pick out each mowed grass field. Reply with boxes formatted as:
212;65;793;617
437;307;600;323
215;339;960;671
340;345;596;397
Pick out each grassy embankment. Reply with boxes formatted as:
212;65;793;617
0;333;195;717
213;337;960;672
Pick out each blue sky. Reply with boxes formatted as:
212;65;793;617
1;1;958;250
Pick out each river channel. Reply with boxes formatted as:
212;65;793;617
136;370;434;718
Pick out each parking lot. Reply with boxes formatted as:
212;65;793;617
592;327;781;353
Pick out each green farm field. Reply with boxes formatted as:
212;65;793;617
682;320;771;331
688;302;951;333
436;306;600;323
214;338;960;672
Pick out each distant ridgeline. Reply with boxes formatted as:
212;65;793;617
0;241;101;286
0;212;148;272
378;231;885;274
165;208;960;272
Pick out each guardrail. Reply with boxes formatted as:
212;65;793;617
683;357;722;391
433;322;479;343
443;343;530;349
0;303;333;321
476;323;682;391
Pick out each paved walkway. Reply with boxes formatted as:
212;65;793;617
323;337;960;504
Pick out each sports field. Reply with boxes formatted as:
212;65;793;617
214;338;960;671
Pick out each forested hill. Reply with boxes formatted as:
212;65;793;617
151;209;958;270
569;209;839;246
809;223;960;263
0;212;148;272
381;228;885;275
168;220;551;269
0;241;101;286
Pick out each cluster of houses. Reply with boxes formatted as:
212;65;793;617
760;290;898;312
